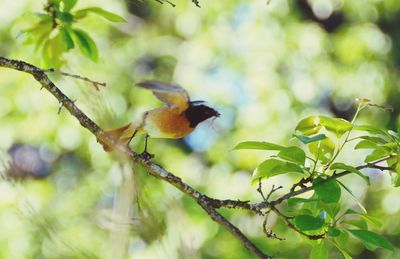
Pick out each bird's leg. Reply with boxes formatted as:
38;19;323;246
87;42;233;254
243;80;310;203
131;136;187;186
140;134;154;160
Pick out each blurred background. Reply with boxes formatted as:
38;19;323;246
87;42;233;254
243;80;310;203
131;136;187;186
0;0;400;258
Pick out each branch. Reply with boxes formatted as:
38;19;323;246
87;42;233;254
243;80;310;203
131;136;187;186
252;157;392;210
0;57;270;259
45;68;106;91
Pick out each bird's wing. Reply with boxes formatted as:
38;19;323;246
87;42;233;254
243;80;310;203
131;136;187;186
136;80;189;112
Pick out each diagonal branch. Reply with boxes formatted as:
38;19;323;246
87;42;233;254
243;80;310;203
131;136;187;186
0;56;270;259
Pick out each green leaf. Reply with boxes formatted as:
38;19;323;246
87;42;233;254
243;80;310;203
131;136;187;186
332;240;352;259
336;180;367;213
294;134;327;144
287;198;317;207
23;21;53;51
364;148;390;163
344;208;358;215
42;34;67;68
233;141;284;151
252;159;304;182
355;139;378;150
328;227;341;237
74;7;126;22
278;146;306;165
33;12;53;22
320;116;353;137
359;136;387;144
310;242;329;259
295;116;322;135
354;125;389;137
348;229;394;251
71;29;98;61
334;229;350;248
320;202;341;218
359;214;382;228
309;137;335;164
382;142;398;150
394;174;400;187
330;162;370;185
59;27;74;49
341;220;368;230
388;130;400;141
294;214;325;231
313;177;341;203
56;11;74;24
62;0;78;12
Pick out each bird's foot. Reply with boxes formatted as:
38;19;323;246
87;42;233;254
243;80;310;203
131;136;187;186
139;151;154;160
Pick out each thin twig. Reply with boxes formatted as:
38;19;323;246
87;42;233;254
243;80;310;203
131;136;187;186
266;185;282;201
270;206;326;240
257;178;267;201
45;68;106;91
262;211;284;241
290;177;312;192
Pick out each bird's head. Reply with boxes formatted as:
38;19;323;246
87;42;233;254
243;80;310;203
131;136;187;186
184;102;220;128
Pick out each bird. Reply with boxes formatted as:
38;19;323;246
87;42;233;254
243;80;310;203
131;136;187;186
99;80;220;157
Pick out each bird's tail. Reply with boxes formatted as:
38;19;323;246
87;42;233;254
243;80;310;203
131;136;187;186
98;123;133;152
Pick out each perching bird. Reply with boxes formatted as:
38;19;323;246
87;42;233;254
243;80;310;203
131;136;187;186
99;80;220;156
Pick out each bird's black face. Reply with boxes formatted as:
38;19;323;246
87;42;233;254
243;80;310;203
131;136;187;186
184;104;220;128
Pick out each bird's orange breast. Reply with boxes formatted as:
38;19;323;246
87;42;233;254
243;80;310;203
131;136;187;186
143;108;194;139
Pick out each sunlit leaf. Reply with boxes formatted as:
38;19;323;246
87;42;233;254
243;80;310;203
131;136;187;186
42;34;67;68
309;137;335;164
294;214;325;231
355;139;377;150
233;141;284;151
330;162;370;184
75;7;126;22
310;242;328;259
295;116;322;135
364;148;390;163
312;177;341;203
382;142;398;150
252;159;304;182
33;12;53;22
62;0;78;12
320;116;353;137
278;146;306;165
358;136;387;144
348;229;394;251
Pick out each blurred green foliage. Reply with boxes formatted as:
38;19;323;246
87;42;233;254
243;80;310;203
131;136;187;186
1;0;400;258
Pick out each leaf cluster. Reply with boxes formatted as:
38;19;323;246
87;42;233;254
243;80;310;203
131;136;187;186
22;0;126;68
235;102;398;257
